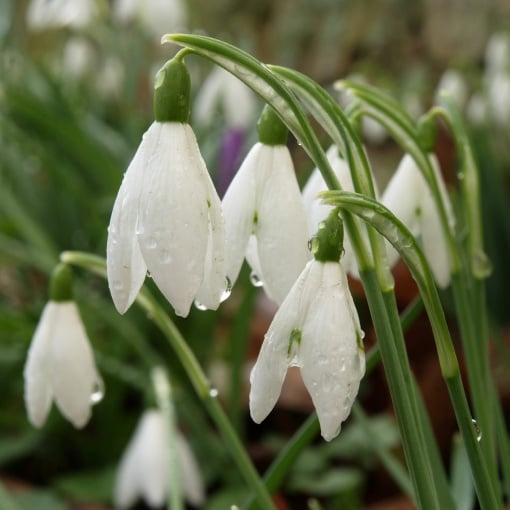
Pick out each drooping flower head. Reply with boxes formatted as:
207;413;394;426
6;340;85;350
107;54;226;317
381;153;455;288
222;105;310;304
249;209;365;441
114;409;205;508
24;263;103;428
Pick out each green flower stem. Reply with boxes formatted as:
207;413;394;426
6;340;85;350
59;251;276;510
430;99;502;491
361;268;442;510
152;367;183;510
323;191;502;509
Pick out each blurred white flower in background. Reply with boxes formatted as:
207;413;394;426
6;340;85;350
113;0;187;39
114;409;205;508
435;68;469;112
26;0;97;30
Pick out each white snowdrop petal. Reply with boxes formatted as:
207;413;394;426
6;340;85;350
114;428;143;509
254;145;310;304
421;194;451;288
300;262;364;441
137;123;209;317
195;165;226;310
382;154;424;267
302;167;328;236
107;132;148;314
23;303;56;428
222;144;258;286
177;435;206;506
50;302;101;428
249;263;313;423
138;411;169;507
245;235;263;283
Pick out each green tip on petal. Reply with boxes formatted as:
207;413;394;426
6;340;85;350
49;263;73;302
257;104;288;146
310;208;344;262
153;55;191;123
417;113;437;153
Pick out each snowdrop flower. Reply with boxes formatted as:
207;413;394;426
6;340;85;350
24;264;103;429
435;69;469;112
250;210;365;441
114;409;205;508
107;56;226;317
302;145;361;278
381;154;455;288
485;32;510;77
194;66;257;131
113;0;187;39
26;0;96;30
222;105;309;304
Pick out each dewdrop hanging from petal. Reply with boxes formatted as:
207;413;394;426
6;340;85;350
23;264;103;429
249;209;365;441
222;105;310;304
106;54;226;317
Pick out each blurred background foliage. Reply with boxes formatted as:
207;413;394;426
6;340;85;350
1;0;510;509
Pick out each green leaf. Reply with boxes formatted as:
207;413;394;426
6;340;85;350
53;467;116;504
288;467;364;497
12;490;66;510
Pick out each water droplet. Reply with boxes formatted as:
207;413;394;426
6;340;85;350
112;280;124;291
249;271;264;287
471;250;492;279
90;380;105;404
318;221;326;230
145;236;157;250
194;300;208;311
159;249;172;264
457;171;465;181
209;388;219;398
472;419;482;442
146;270;152;278
220;276;232;302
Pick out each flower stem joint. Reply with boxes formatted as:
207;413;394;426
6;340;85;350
309;208;345;263
153;53;191;123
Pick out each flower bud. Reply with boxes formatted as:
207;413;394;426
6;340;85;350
49;263;73;302
256;105;288;146
153;55;191;123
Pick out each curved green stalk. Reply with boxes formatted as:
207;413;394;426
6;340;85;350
323;191;501;509
152;367;183;510
162;33;373;273
337;80;461;276
60;251;276;510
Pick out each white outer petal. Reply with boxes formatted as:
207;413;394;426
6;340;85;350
194;154;226;310
114;410;168;508
50;302;102;428
420;155;455;288
253;144;310;304
176;434;205;506
300;262;364;441
137;123;209;317
107;126;150;314
381;154;424;267
24;302;55;427
249;261;315;423
222;144;258;286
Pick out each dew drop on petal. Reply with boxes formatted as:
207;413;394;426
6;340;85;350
145;237;158;250
194;300;208;311
249;271;264;288
159;249;172;264
112;280;124;291
220;277;232;302
472;418;482;442
146;270;152;278
90;379;105;405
